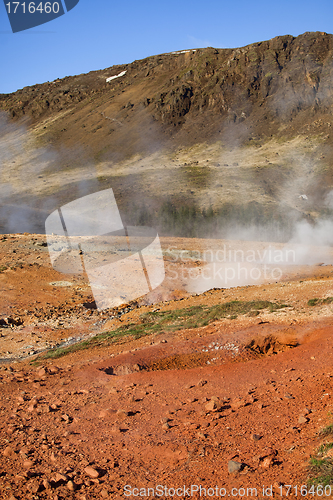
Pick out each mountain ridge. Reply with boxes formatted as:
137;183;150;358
2;31;333;152
1;31;333;236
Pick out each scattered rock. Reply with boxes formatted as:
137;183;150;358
27;400;38;412
284;393;294;399
6;425;16;435
23;459;34;469
298;416;309;424
55;473;68;484
48;366;60;375
261;456;274;468
231;398;247;411
99;409;115;418
205;400;218;412
259;448;277;468
28;479;43;493
61;413;72;423
116;409;129;419
3;446;15;458
67;480;76;491
84;466;100;479
228;460;243;473
43;479;51;489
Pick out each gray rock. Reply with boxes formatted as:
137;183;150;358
228;460;243;473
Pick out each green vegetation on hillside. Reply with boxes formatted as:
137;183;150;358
36;300;289;361
127;199;297;241
308;297;333;307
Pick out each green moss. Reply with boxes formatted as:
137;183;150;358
308;456;333;486
308;297;333;306
36;300;289;360
308;298;321;306
308;424;333;486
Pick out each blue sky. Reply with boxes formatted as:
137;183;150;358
1;0;333;94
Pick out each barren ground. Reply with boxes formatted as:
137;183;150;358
1;234;333;499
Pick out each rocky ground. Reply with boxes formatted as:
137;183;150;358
1;234;333;499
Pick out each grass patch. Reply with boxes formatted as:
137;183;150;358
308;297;333;306
0;265;7;272
180;164;211;189
308;421;333;487
36;300;289;361
308;456;333;486
320;424;333;437
318;443;333;455
308;298;321;306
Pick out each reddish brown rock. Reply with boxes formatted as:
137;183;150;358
23;459;34;469
67;480;76;491
84;466;100;479
205;400;218;412
3;446;15;458
298;416;309;424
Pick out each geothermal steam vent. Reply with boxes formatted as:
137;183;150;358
45;189;165;309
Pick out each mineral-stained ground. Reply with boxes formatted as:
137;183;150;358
0;234;333;498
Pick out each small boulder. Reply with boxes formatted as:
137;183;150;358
298;416;308;424
3;446;15;458
228;460;243;473
84;466;100;479
205;400;218;412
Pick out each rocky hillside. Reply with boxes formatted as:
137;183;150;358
1;31;333;235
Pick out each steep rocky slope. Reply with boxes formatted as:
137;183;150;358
2;31;333;149
1;32;333;235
